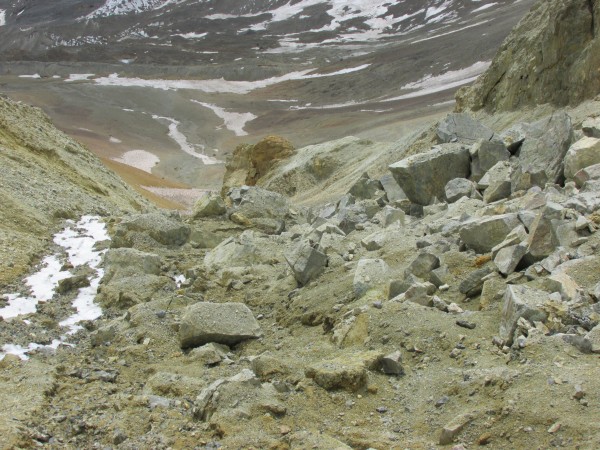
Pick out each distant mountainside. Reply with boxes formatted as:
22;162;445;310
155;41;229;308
0;0;529;63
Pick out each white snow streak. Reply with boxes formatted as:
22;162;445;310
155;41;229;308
0;9;6;26
191;100;257;136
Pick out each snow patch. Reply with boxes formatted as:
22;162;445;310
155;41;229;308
0;9;6;26
112;149;159;173
109;136;122;144
151;115;222;165
382;61;491;102
65;73;95;82
93;64;370;95
18;74;41;79
191;100;257;136
472;3;497;13
1;216;110;360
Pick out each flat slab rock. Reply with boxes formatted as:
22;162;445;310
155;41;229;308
179;302;262;348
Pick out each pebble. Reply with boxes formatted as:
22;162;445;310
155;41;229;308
477;432;492;445
372;301;383;309
573;384;585;400
156;310;166;319
435;396;449;408
376;406;388;413
547;422;561;434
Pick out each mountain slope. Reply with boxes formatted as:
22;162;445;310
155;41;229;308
0;94;150;285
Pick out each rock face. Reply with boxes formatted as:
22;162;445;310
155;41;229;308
456;0;600;112
221;135;295;196
389;144;470;205
179;302;262;348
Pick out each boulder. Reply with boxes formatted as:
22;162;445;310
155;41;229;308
226;186;292;232
500;285;549;345
582;117;600;138
348;172;384;200
459;267;493;298
353;258;392;298
445;178;475;203
516;111;574;184
404;252;440;280
192;192;226;218
459;214;521;253
285;240;328;286
114;213;190;247
525;211;559;262
564;137;600;179
221;135;295;195
584;325;600;353
204;231;273;271
437;113;495;144
389;143;470;205
573;163;600;188
470;139;510;180
494;244;527;276
378;205;405;228
179;302;262;348
379;174;409;206
380;351;404;375
305;351;382;391
481;161;513;203
103;248;161;283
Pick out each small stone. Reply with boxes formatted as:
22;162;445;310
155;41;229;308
280;425;291;435
477;432;492;445
372;301;383;309
456;320;476;330
113;430;128;445
448;303;464;314
380;351;404;376
435;396;449;408
547;422;561;434
439;413;475;445
376;406;388;413
573;385;585;400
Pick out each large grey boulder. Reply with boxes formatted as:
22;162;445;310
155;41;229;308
459;214;521;253
353;258;392;298
437;113;495;144
192;192;226;218
563;137;600;180
389;143;470;205
285;240;328;286
470;139;510;180
404;252;440;280
500;285;549;345
481;161;513;203
114;213;190;247
517;111;574;184
103;248;161;283
379;174;409;206
494;244;527;276
204;230;272;271
227;185;291;221
179;302;261;348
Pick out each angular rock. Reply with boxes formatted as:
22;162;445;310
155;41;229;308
305;351;382;391
115;213;190;247
348;172;384;200
404;281;436;306
525;212;559;263
491;225;528;258
459;267;493;298
188;343;229;366
430;265;452;288
389;143;470;205
573;163;600;188
500;285;549;345
380;351;404;375
481;161;513;203
404;252;440;280
584;325;600;353
564;137;600;179
470;139;510;180
459;214;521;253
439;413;475;445
445;178;475;203
437;113;495;144
516;111;574;184
582;117;600;138
103;248;161;282
379;174;409;206
361;231;385;251
379;205;405;228
354;258;392;298
192;193;226;218
494;244;527;276
179;302;262;348
336;203;369;234
285;240;328;286
227;186;292;233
